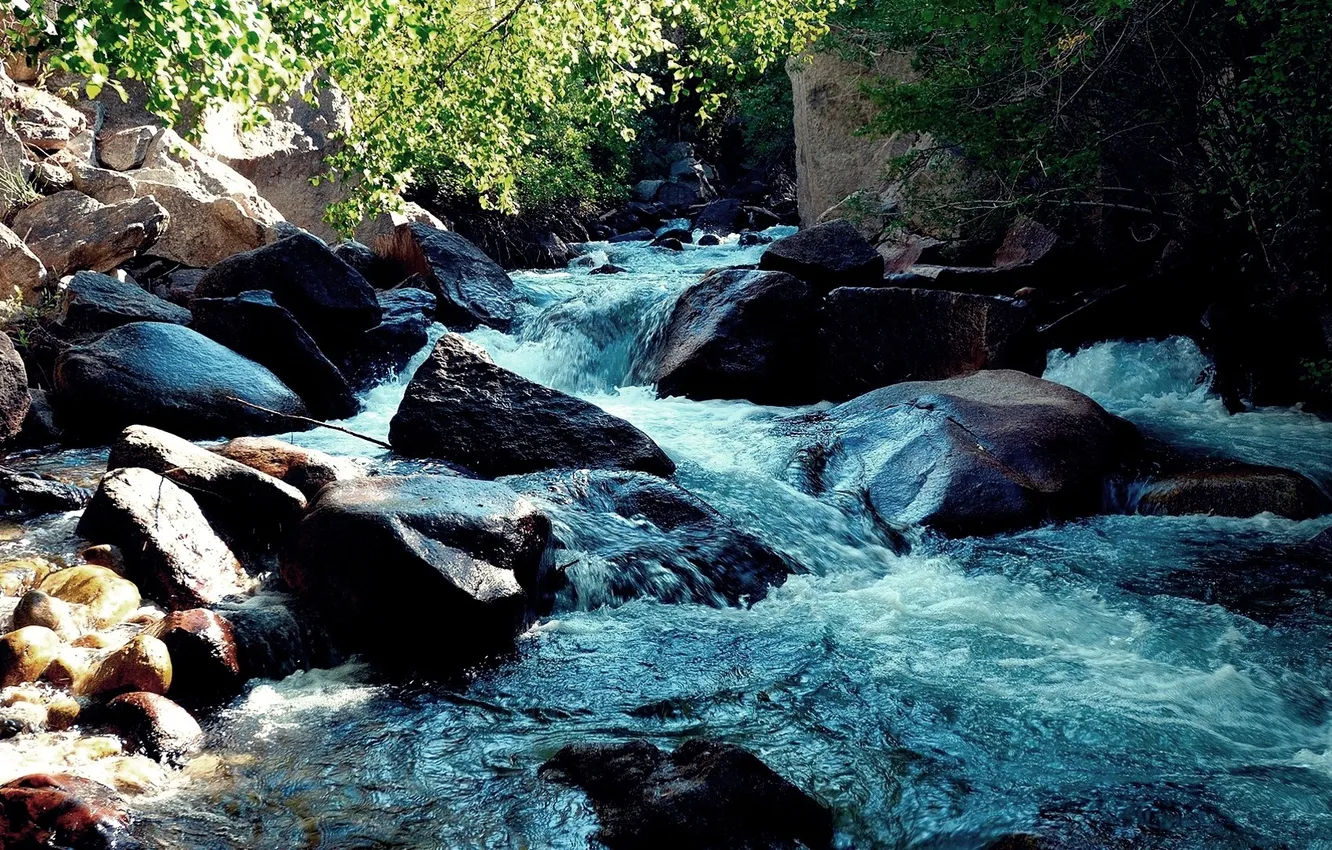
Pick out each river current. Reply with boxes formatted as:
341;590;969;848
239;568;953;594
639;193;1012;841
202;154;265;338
7;229;1332;848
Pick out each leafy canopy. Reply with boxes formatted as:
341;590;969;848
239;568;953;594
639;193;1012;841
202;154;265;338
9;0;842;230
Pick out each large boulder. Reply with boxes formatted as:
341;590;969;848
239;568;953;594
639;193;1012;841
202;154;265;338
758;220;884;291
200;78;352;243
389;334;674;478
1135;464;1331;520
0;331;29;442
352;202;446;251
192;232;380;358
52;322;312;440
376;224;516;331
338;286;436;389
281;475;553;667
211;436;363;501
9;191;168;277
0;774;141;850
790;370;1135;536
61;159;138;204
0;224;47;305
542;739;833;850
76;467;252;609
130;128;284;267
57;271;191;333
505;470;796;607
651;269;818;405
106;425;308;542
191;290;359;420
819;287;1043;402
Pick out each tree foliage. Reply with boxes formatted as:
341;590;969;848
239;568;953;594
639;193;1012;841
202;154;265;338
7;0;841;230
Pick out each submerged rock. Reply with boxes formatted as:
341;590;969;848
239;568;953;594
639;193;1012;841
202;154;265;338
191;289;359;420
758;220;883;292
652;269;817;405
389;334;674;478
12;591;80;641
281;475;553;667
1135;463;1331;520
377;224;516;331
506;470;796;606
542;738;833;850
0;773;141;850
52;322;312;440
77;467;251;609
790;370;1135;536
104;692;203;766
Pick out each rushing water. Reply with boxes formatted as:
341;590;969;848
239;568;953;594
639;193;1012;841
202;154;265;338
8;231;1332;848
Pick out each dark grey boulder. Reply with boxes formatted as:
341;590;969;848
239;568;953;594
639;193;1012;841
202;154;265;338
542;738;833;850
609;228;654;243
758;220;884;291
0;332;29;442
377;223;516;331
192;232;381;357
790;370;1135;537
214;594;342;682
280;475;554;667
0;467;91;517
506;470;796;607
652;269;817;405
819;286;1043;401
339;287;436;389
191;289;359;420
694;198;745;235
52;322;312;439
1135;463;1331;520
58;271;191;333
389;334;674;478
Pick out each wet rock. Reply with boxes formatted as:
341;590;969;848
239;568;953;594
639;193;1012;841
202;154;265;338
106;425;308;542
215;595;341;681
0;773;140;850
77;546;126;575
377;223;516;332
609;228;654;243
191;289;359;419
52;321;313;440
389;334;674;478
13;591;80;641
758;220;884;292
507;470;796;607
10;191;168;277
0;224;47;306
0;467;90;517
104;692;203;765
212;436;362;501
791;370;1135;536
281;475;554;666
653;228;693;246
145;609;241;701
697;234;722;247
738;232;769;246
39;566;140;629
129;127;284;268
0;558;54;597
1135;464;1332;520
653;237;685;252
193;232;380;359
83;634;172;698
77;467;250;609
819;287;1043;401
652;269;817;405
0;626;61;687
542;738;833;850
694;198;746;235
590;263;628;275
97;126;155;171
338;286;437;389
57;271;191;333
0;331;27;443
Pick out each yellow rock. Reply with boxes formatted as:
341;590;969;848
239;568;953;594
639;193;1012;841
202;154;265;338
0;684;81;730
13;590;81;641
72;735;123;761
71;632;120;650
0;520;25;541
41;644;99;694
39;565;141;628
0;557;54;597
83;634;172;698
45;692;81;730
78;543;127;576
0;626;61;687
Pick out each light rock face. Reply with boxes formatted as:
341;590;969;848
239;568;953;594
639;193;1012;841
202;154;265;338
788;51;922;228
9;191;168;277
201;78;353;243
131;128;284;267
0;224;45;305
10;86;87;152
97;125;156;171
354;202;446;249
76;466;251;609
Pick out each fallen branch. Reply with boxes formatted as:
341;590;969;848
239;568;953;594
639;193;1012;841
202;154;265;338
224;397;393;450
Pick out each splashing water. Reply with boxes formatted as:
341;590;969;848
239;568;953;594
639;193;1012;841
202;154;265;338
12;232;1332;848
